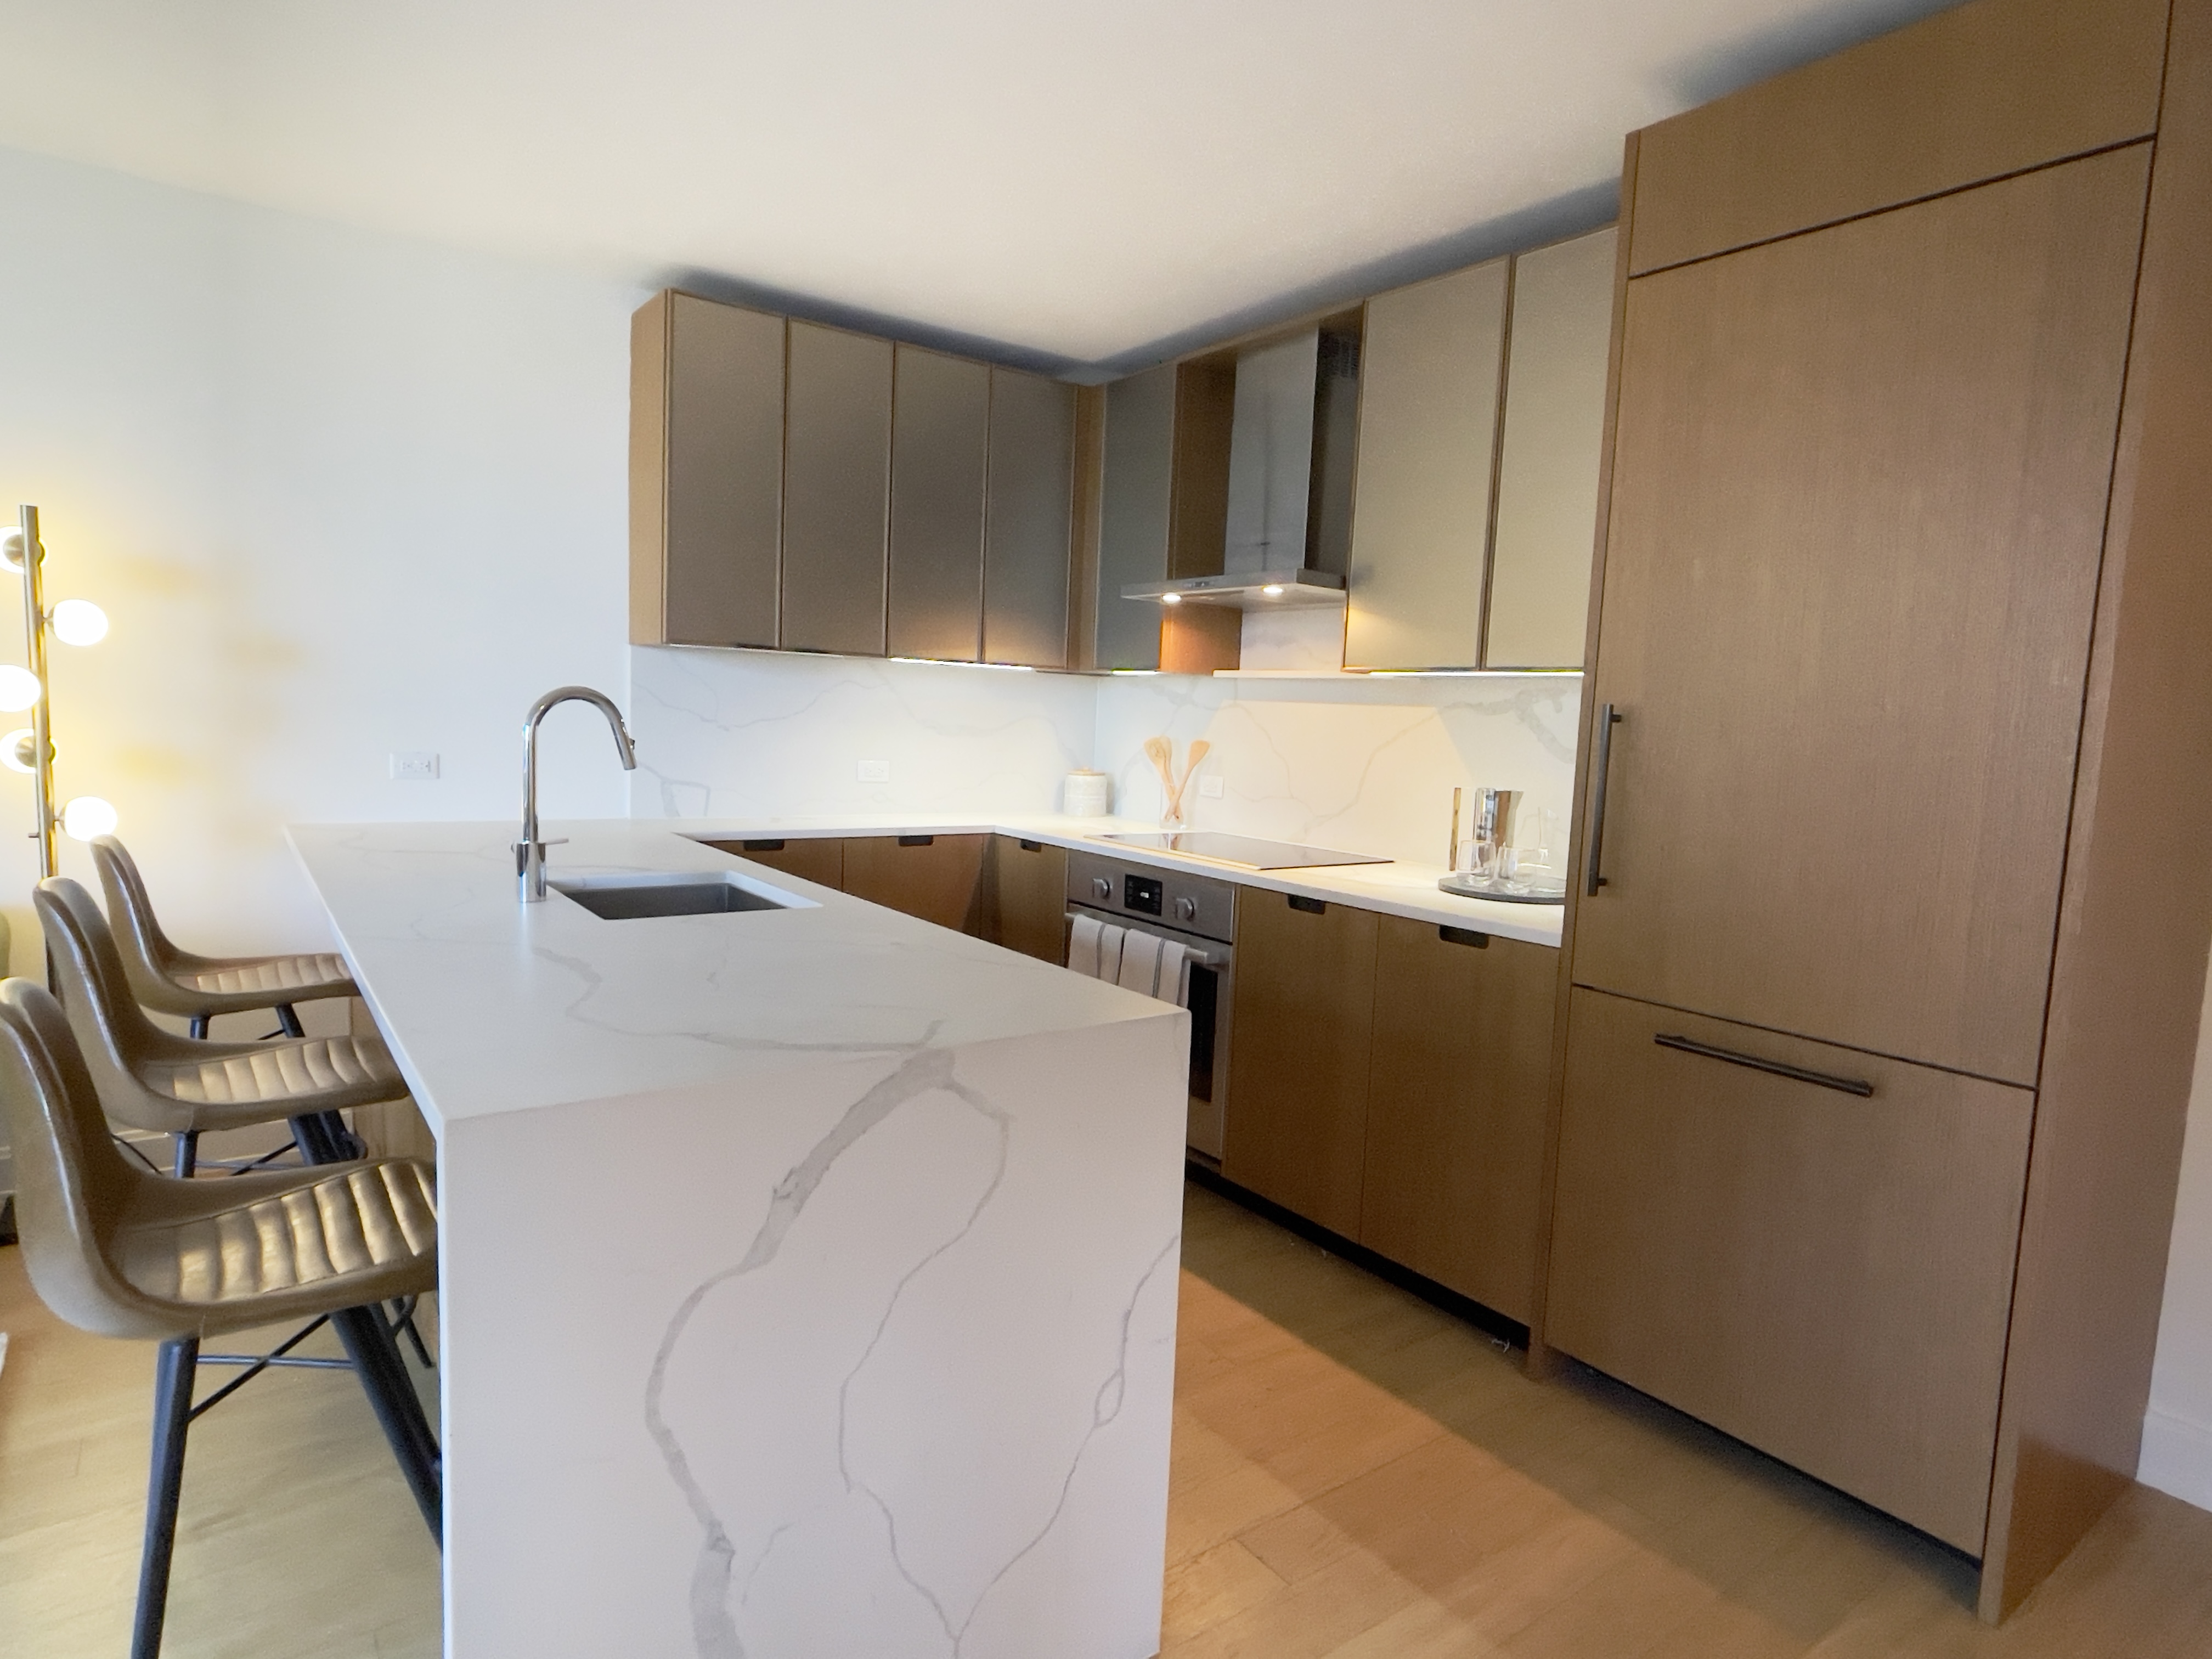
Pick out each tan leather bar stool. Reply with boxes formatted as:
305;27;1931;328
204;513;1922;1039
91;835;355;1042
34;877;408;1178
0;977;439;1659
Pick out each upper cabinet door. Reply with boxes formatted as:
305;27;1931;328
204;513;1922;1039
1575;148;2151;1084
1094;363;1176;670
887;346;989;661
1344;259;1509;670
782;322;893;656
983;369;1076;668
631;293;784;648
1484;228;1616;670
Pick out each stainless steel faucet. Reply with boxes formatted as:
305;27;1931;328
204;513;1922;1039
516;685;638;902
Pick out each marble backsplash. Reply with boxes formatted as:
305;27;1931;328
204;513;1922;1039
1094;672;1582;870
627;646;1097;819
628;645;1580;875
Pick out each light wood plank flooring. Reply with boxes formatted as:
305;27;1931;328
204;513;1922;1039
0;1251;440;1657
4;1182;2210;1656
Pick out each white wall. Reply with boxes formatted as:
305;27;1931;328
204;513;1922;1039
0;143;639;961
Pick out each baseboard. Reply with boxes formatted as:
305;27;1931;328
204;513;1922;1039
2138;1406;2212;1514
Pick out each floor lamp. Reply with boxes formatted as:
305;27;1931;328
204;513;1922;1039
0;504;113;879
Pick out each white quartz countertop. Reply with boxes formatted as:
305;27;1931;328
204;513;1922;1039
662;812;1567;948
286;820;1176;1134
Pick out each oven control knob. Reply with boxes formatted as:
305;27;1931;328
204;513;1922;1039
1092;876;1111;900
1174;896;1197;922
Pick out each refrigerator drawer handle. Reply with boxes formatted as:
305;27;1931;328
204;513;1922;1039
1653;1032;1874;1097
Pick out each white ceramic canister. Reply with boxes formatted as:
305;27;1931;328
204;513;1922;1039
1063;770;1112;818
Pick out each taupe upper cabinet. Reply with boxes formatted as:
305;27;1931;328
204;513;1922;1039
983;368;1076;667
782;321;893;656
1485;227;1617;670
1344;258;1509;670
1093;363;1176;670
630;293;785;648
888;346;989;661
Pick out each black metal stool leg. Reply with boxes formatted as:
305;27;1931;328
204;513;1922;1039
187;1014;208;1041
171;1131;198;1180
273;1002;305;1040
133;1334;199;1659
330;1301;442;1544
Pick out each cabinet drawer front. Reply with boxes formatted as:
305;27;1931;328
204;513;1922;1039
1547;988;2031;1553
841;835;987;933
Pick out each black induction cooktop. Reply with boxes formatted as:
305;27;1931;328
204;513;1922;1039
1101;831;1390;871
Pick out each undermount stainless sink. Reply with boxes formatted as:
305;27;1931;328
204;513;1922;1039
549;870;814;921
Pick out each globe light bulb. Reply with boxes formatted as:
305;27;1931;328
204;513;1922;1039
62;795;118;840
1;729;33;774
50;599;108;646
0;664;40;712
0;528;22;571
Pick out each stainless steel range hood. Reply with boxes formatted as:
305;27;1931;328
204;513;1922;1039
1122;323;1359;611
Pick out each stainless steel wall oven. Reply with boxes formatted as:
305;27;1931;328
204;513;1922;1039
1065;850;1236;1161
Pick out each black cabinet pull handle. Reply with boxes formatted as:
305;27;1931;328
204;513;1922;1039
741;839;786;852
1438;925;1491;949
1584;703;1623;897
1019;839;1042;851
1288;894;1327;915
896;834;935;847
1654;1032;1874;1097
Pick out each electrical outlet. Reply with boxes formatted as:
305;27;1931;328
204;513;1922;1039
390;751;439;781
1199;775;1224;799
856;758;890;783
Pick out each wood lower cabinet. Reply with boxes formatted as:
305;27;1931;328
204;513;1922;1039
980;836;1067;964
1545;987;2033;1554
1222;893;1378;1237
841;835;987;933
706;837;845;890
1359;919;1553;1323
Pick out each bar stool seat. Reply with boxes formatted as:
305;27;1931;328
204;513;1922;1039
114;1160;436;1318
36;877;408;1143
91;836;356;1031
170;950;352;1003
0;976;439;1658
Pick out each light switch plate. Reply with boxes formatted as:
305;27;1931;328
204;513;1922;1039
856;759;891;782
1199;775;1224;798
390;751;439;781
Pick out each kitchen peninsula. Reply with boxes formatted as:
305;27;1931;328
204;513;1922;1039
287;820;1189;1659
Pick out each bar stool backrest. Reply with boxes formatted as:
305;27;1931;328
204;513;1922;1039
89;834;191;1014
34;877;198;1135
0;977;173;1339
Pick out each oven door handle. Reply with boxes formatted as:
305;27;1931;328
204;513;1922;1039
1063;911;1229;967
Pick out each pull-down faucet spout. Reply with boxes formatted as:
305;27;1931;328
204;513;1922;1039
516;685;637;902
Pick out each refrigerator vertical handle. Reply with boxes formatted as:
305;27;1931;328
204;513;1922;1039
1584;704;1623;898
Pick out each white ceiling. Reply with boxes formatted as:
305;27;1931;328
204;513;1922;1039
0;0;1954;371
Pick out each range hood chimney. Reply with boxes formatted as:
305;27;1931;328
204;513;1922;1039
1124;321;1359;611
